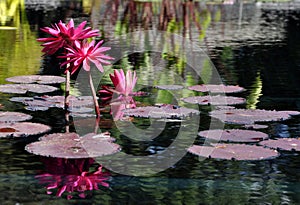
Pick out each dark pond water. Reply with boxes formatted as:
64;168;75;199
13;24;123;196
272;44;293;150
1;0;300;204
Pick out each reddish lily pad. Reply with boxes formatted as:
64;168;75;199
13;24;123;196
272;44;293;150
188;84;245;93
25;132;121;159
0;84;58;94
155;85;184;90
210;109;300;124
259;138;300;151
6;75;65;84
0;111;32;122
123;104;200;119
198;129;268;142
182;95;246;105
188;144;278;160
0;122;51;137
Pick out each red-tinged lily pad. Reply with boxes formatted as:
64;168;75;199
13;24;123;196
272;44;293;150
6;75;65;84
0;111;32;122
188;144;278;160
122;104;200;119
259;138;300;151
155;85;184;90
188;84;245;93
0;122;51;137
0;84;58;94
244;124;268;129
182;95;246;105
210;109;300;124
198;129;268;142
25;132;121;159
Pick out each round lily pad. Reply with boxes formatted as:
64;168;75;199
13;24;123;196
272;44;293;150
188;144;279;160
0;122;51;137
210;109;300;124
12;95;94;111
198;129;268;142
25;132;121;159
182;95;246;105
0;111;32;122
0;84;58;94
123;104;200;119
154;85;184;90
188;84;245;93
259;138;300;151
6;75;65;84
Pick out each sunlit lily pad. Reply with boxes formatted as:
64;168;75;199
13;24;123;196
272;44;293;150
259;138;300;151
0;84;58;94
25;132;121;159
6;75;65;84
182;95;246;105
11;95;94;111
0;122;51;137
0;111;32;122
188;144;278;160
123;104;200;119
198;129;268;142
188;84;245;93
155;85;184;90
210;109;300;124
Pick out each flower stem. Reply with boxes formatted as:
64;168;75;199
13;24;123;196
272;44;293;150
88;71;100;117
64;69;71;133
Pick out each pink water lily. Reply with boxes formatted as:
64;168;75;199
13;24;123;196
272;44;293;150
109;69;137;96
60;40;114;75
37;19;99;55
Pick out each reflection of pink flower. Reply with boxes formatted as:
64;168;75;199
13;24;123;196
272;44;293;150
110;69;137;96
60;40;114;74
111;96;136;120
36;158;110;199
37;19;99;55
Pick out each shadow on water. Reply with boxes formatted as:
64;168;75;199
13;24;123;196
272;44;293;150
1;0;300;204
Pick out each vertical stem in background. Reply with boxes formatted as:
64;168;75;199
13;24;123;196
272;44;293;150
65;67;71;133
88;71;100;117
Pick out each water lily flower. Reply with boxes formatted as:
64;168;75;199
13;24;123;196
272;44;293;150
60;40;114;75
109;69;137;96
37;19;99;55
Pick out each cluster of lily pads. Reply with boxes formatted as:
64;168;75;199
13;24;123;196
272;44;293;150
1;18;300;198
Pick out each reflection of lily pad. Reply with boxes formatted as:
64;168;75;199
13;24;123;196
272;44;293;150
210;109;300;124
198;129;268;142
155;85;184;90
244;124;268;129
123;104;200;119
11;95;94;112
188;84;245;93
25;132;121;159
0;122;51;137
259;138;300;151
182;95;246;105
188;144;278;160
0;111;32;122
6;75;65;84
0;84;58;94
